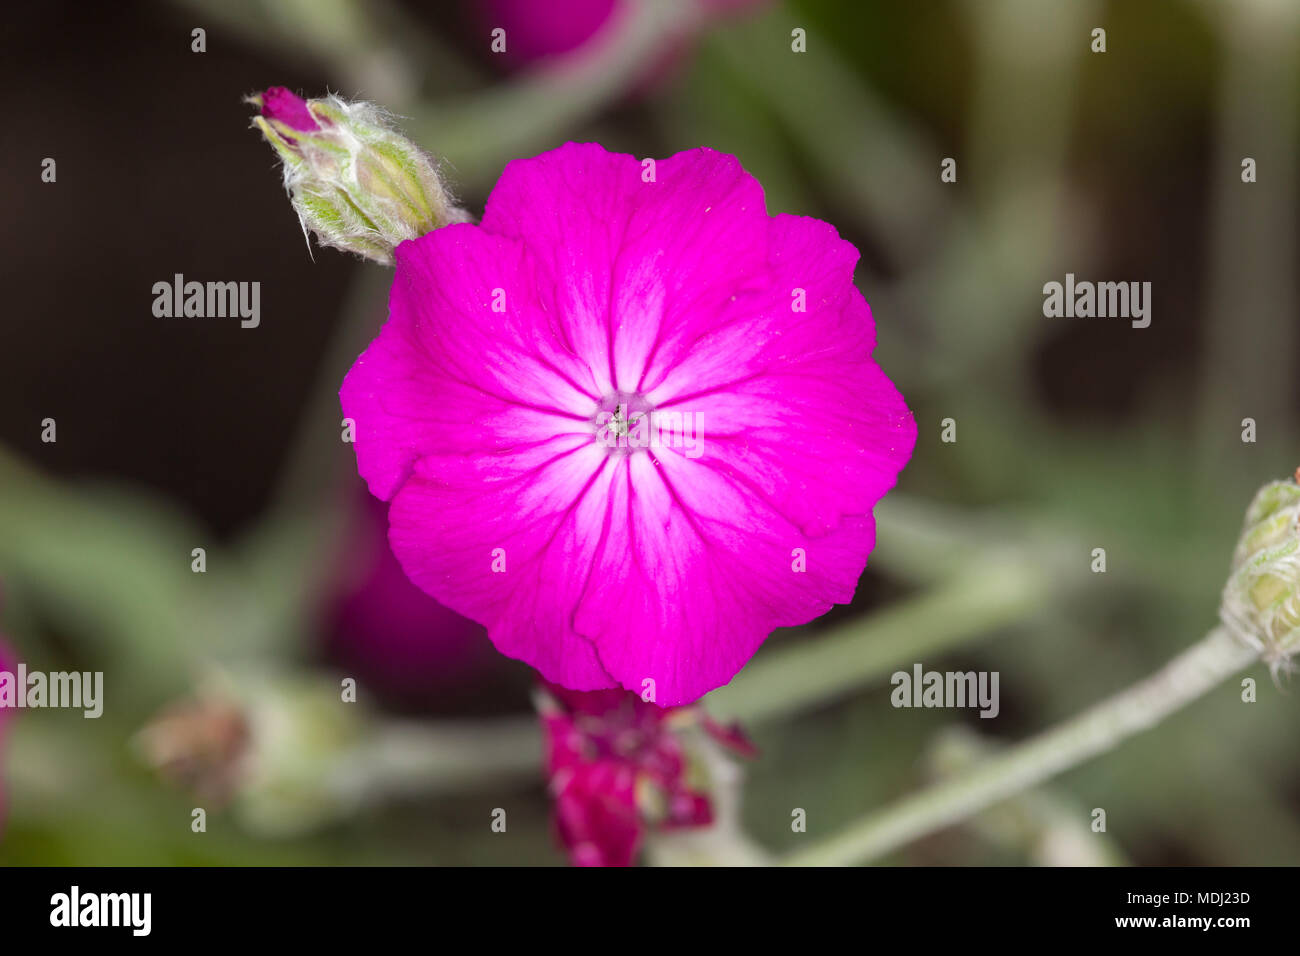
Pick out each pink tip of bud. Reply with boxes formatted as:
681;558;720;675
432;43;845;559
260;86;319;132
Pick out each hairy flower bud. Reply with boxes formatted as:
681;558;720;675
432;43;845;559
248;87;468;264
136;670;370;835
1219;471;1300;674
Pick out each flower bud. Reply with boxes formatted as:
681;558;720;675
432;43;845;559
247;87;468;265
136;669;370;835
1219;471;1300;674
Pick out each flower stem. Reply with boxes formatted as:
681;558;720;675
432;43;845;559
783;626;1259;866
411;0;696;191
351;717;541;799
709;550;1052;726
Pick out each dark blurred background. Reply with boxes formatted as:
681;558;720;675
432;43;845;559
1;0;1298;865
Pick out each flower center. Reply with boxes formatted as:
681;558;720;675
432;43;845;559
594;391;656;454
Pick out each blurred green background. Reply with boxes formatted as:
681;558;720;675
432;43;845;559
1;0;1298;865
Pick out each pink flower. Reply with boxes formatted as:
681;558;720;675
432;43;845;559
258;86;320;132
340;142;915;705
473;0;768;69
478;0;619;67
538;681;752;866
322;493;502;707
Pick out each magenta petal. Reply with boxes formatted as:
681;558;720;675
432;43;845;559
576;451;878;704
388;450;619;691
481;142;770;395
553;762;641;866
340;225;598;501
260;86;319;131
641;214;916;539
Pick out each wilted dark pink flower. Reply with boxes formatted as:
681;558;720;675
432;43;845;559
259;86;320;132
538;681;751;866
341;141;915;705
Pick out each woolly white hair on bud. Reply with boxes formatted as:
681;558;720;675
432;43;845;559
1219;477;1300;681
249;89;470;265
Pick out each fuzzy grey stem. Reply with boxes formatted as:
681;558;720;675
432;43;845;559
784;626;1258;866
